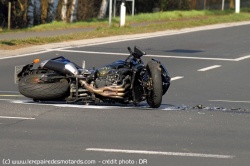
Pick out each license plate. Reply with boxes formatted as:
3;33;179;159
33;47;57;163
14;65;25;84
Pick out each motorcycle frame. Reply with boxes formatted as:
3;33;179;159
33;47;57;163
15;47;171;105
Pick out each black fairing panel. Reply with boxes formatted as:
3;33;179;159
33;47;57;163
106;60;129;69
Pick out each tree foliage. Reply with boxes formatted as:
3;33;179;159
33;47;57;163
136;0;192;12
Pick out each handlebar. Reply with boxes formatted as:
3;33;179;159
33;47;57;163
127;46;146;59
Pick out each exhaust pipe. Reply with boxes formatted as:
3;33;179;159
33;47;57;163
79;77;130;99
79;80;125;99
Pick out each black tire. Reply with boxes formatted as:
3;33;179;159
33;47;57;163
18;74;69;100
146;61;163;108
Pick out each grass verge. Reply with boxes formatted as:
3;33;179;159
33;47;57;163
1;10;250;49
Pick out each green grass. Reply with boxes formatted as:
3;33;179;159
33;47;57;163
0;10;238;33
1;10;250;49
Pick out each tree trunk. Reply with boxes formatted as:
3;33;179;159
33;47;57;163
61;0;67;22
98;0;109;19
70;0;78;23
230;0;235;9
27;0;41;27
191;0;196;9
47;0;59;23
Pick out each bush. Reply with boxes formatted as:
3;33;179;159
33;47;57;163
136;0;192;13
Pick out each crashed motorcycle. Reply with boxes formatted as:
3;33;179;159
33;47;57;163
15;46;171;108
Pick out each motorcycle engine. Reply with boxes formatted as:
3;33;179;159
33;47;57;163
95;66;130;88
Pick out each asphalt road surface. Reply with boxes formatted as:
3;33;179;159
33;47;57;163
0;24;250;166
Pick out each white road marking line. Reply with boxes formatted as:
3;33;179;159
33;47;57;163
58;49;128;56
53;104;121;109
209;100;250;103
0;95;23;97
57;50;237;61
9;100;126;109
5;99;181;111
197;65;221;71
0;116;35;120
9;99;32;103
148;55;235;61
235;55;250;61
86;148;234;159
171;76;184;81
0;50;51;60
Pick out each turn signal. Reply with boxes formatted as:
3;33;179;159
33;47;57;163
33;59;40;64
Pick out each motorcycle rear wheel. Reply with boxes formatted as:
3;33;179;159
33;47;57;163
146;61;163;108
18;73;69;100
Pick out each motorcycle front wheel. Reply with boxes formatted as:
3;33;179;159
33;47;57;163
146;61;163;108
18;73;69;100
